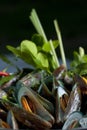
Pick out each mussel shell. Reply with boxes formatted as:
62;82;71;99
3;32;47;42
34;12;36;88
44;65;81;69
7;105;52;130
32;88;54;115
55;86;68;124
16;82;55;125
62;111;83;130
7;110;19;129
55;87;65;124
64;84;81;121
19;70;47;88
53;64;66;80
74;75;87;95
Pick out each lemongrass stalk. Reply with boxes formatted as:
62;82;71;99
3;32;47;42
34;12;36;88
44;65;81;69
29;9;59;69
49;39;60;67
54;19;67;68
29;9;47;42
30;11;42;36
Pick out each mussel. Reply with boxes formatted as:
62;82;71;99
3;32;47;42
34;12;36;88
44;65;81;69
7;110;19;129
12;82;55;129
64;83;81;121
19;69;47;89
53;77;69;125
74;74;87;95
62;111;83;129
3;100;53;130
53;64;66;80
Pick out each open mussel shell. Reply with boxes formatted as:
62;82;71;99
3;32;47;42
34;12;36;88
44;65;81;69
55;87;64;125
19;69;47;89
55;81;69;125
53;78;69;125
74;75;87;95
62;111;83;130
32;88;54;115
5;103;52;130
15;82;55;127
64;83;82;121
37;75;53;101
7;110;19;129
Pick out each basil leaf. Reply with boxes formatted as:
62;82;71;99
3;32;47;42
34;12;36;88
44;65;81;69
73;63;87;75
42;40;59;52
7;44;36;67
31;34;44;46
21;52;36;67
36;52;49;68
82;55;87;62
7;46;21;57
21;40;38;56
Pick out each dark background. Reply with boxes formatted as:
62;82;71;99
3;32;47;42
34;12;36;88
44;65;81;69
0;0;87;60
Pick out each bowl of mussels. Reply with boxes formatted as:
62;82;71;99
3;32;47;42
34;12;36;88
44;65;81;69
0;9;87;130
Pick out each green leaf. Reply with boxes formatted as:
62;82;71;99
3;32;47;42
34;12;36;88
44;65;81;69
36;52;49;68
7;46;21;57
70;47;87;75
73;51;81;62
7;44;36;67
71;48;87;68
73;63;87;75
46;54;56;71
31;33;44;46
21;40;38;56
21;51;36;67
52;40;59;48
42;40;59;52
82;55;87;62
70;51;80;67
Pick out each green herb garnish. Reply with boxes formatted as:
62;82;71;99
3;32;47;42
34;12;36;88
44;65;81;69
54;20;67;68
70;47;87;75
5;9;87;76
7;9;64;73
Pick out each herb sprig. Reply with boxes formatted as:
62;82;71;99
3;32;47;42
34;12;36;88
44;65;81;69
7;9;64;73
5;9;87;76
29;9;60;69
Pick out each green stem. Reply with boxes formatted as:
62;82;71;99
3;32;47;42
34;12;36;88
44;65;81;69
29;9;60;69
29;9;47;42
54;19;67;68
49;39;60;68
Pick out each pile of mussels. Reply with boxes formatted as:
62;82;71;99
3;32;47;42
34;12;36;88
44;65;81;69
0;64;87;130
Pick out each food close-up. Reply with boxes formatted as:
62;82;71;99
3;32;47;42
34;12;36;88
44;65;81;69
0;8;87;130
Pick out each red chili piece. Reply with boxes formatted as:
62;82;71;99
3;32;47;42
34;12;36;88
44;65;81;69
0;71;9;76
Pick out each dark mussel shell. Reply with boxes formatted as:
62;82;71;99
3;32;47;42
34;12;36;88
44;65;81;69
62;111;83;129
4;102;53;130
64;83;82;121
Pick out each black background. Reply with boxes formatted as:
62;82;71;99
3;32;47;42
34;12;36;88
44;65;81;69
0;0;87;59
